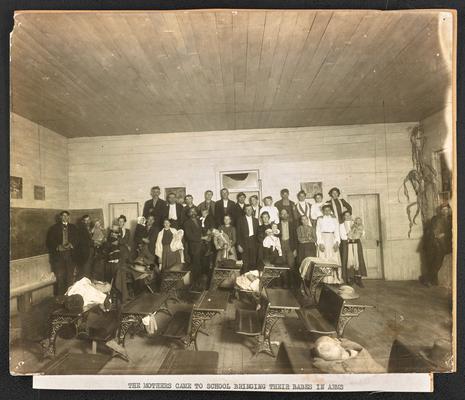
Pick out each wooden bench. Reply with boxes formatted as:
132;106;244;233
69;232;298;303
158;349;219;374
234;295;270;352
10;274;56;313
161;309;193;346
296;284;372;337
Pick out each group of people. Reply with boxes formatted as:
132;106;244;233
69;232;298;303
46;185;368;298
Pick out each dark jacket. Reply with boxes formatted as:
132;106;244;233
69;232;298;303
143;198;167;226
76;222;92;264
275;199;297;221
182;205;198;224
46;222;79;262
236;215;259;247
278;220;298;251
199;214;215;235
197;200;216;217
161;203;184;229
184;218;202;244
215;199;237;227
234;203;246;220
326;198;352;223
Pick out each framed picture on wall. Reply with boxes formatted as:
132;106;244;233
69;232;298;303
300;181;323;201
165;187;186;204
10;176;23;199
34;185;45;200
220;170;261;202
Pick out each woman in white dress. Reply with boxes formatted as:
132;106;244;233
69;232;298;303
316;204;343;284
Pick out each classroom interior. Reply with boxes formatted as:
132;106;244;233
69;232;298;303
9;9;454;375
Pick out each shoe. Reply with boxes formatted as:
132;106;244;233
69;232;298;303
355;277;364;288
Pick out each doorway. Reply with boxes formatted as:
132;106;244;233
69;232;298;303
347;194;383;279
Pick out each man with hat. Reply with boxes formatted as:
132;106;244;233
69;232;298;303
46;211;79;295
326;187;352;224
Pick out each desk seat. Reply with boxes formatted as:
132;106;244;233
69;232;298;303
162;310;192;339
42;352;111;374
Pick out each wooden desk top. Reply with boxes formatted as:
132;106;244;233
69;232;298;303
158;349;219;374
264;265;290;271
121;292;168;314
266;288;301;310
51;303;98;317
194;289;230;312
163;263;189;273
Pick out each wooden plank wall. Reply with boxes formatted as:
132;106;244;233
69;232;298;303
67;122;422;280
10;113;69;310
10;112;69;209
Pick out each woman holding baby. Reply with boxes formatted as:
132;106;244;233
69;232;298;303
339;211;367;287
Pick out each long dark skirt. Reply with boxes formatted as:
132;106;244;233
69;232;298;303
161;244;181;270
297;242;317;266
340;239;367;283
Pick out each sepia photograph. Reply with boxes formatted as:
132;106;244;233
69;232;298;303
9;8;455;383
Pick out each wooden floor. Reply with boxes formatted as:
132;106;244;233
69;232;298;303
10;280;453;375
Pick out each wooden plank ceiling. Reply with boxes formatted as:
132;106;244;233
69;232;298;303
11;10;452;137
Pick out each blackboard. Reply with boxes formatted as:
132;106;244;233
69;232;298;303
10;207;104;260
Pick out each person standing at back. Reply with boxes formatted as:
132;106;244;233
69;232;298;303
46;211;80;296
76;214;93;279
275;188;297;223
198;190;216;218
326;187;352;224
142;186;166;228
236;204;259;273
215;188;237;227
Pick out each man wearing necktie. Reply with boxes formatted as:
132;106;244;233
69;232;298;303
46;211;79;295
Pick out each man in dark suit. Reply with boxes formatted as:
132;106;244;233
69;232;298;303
162;192;184;229
277;209;298;288
46;211;79;295
184;207;204;291
275;188;297;223
236;204;259;273
76;214;93;279
215;188;237;227
234;192;247;221
326;187;352;223
142;186;166;227
181;194;198;224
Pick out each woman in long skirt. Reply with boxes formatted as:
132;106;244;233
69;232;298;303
316;204;343;284
296;215;317;266
155;219;184;271
340;212;367;287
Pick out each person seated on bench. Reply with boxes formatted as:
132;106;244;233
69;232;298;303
262;224;285;267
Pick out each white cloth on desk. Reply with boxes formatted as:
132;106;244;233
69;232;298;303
65;277;107;308
235;270;260;292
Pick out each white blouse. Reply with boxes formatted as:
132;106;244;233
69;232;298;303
311;202;324;220
316;216;341;245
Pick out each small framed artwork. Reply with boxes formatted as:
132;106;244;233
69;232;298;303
10;176;23;199
34;185;45;200
165;187;186;204
300;181;323;201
